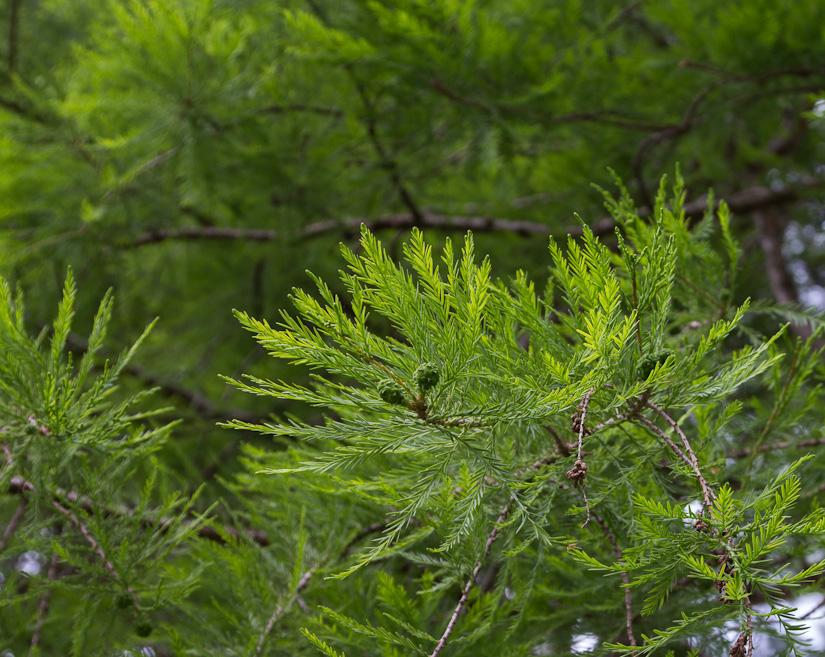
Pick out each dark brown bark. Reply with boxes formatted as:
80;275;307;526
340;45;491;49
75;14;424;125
131;182;815;247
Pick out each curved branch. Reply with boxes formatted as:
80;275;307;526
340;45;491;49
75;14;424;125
130;181;816;248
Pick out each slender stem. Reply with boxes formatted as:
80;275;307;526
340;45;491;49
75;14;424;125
0;498;27;552
591;512;636;648
429;500;511;657
6;474;270;547
256;568;316;655
255;521;386;655
800;596;825;620
51;499;139;607
127;183;816;248
646;402;715;510
635;414;713;511
577;388;595;463
30;552;60;651
569;388;595;527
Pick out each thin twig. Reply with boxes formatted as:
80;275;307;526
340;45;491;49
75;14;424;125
30;551;60;650
635;414;712;510
350;73;425;227
591;511;636;648
646;402;715;510
730;435;825;460
544;424;572;457
63;330;262;425
255;568;316;655
254;521;386;655
51;498;139;606
0;498;26;552
429;500;512;657
6;474;270;547
568;388;595;527
800;595;825;620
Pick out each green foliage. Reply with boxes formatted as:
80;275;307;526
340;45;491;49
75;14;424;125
219;177;825;655
2;1;825;656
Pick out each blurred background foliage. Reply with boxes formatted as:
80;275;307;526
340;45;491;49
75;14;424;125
1;0;825;655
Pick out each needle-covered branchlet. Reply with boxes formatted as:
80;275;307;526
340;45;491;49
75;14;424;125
255;568;317;656
429;500;512;657
255;521;386;655
51;498;140;607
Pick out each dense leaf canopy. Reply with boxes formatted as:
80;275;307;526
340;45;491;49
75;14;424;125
1;1;825;656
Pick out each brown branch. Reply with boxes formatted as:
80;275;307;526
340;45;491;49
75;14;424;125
30;551;60;649
431;78;494;116
635;414;712;509
568;388;595;527
591;511;636;648
63;330;261;424
544;424;572;458
0;94;46;123
350;75;425;226
632;61;825;198
256;568;316;656
800;596;825;620
0;497;26;552
678;60;825;85
646;402;715;510
429;499;512;657
543;109;671;132
259;103;343;118
130;182;816;248
7;475;270;547
729;436;825;460
51;497;140;606
753;211;800;306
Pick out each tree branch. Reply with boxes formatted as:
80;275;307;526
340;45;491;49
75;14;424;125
64;330;261;424
255;520;386;655
591;511;636;648
646;402;716;510
429;500;511;657
0;497;26;552
728;435;825;460
635;414;714;512
130;181;815;248
568;388;595;527
7;474;270;547
51;497;140;606
30;551;60;649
